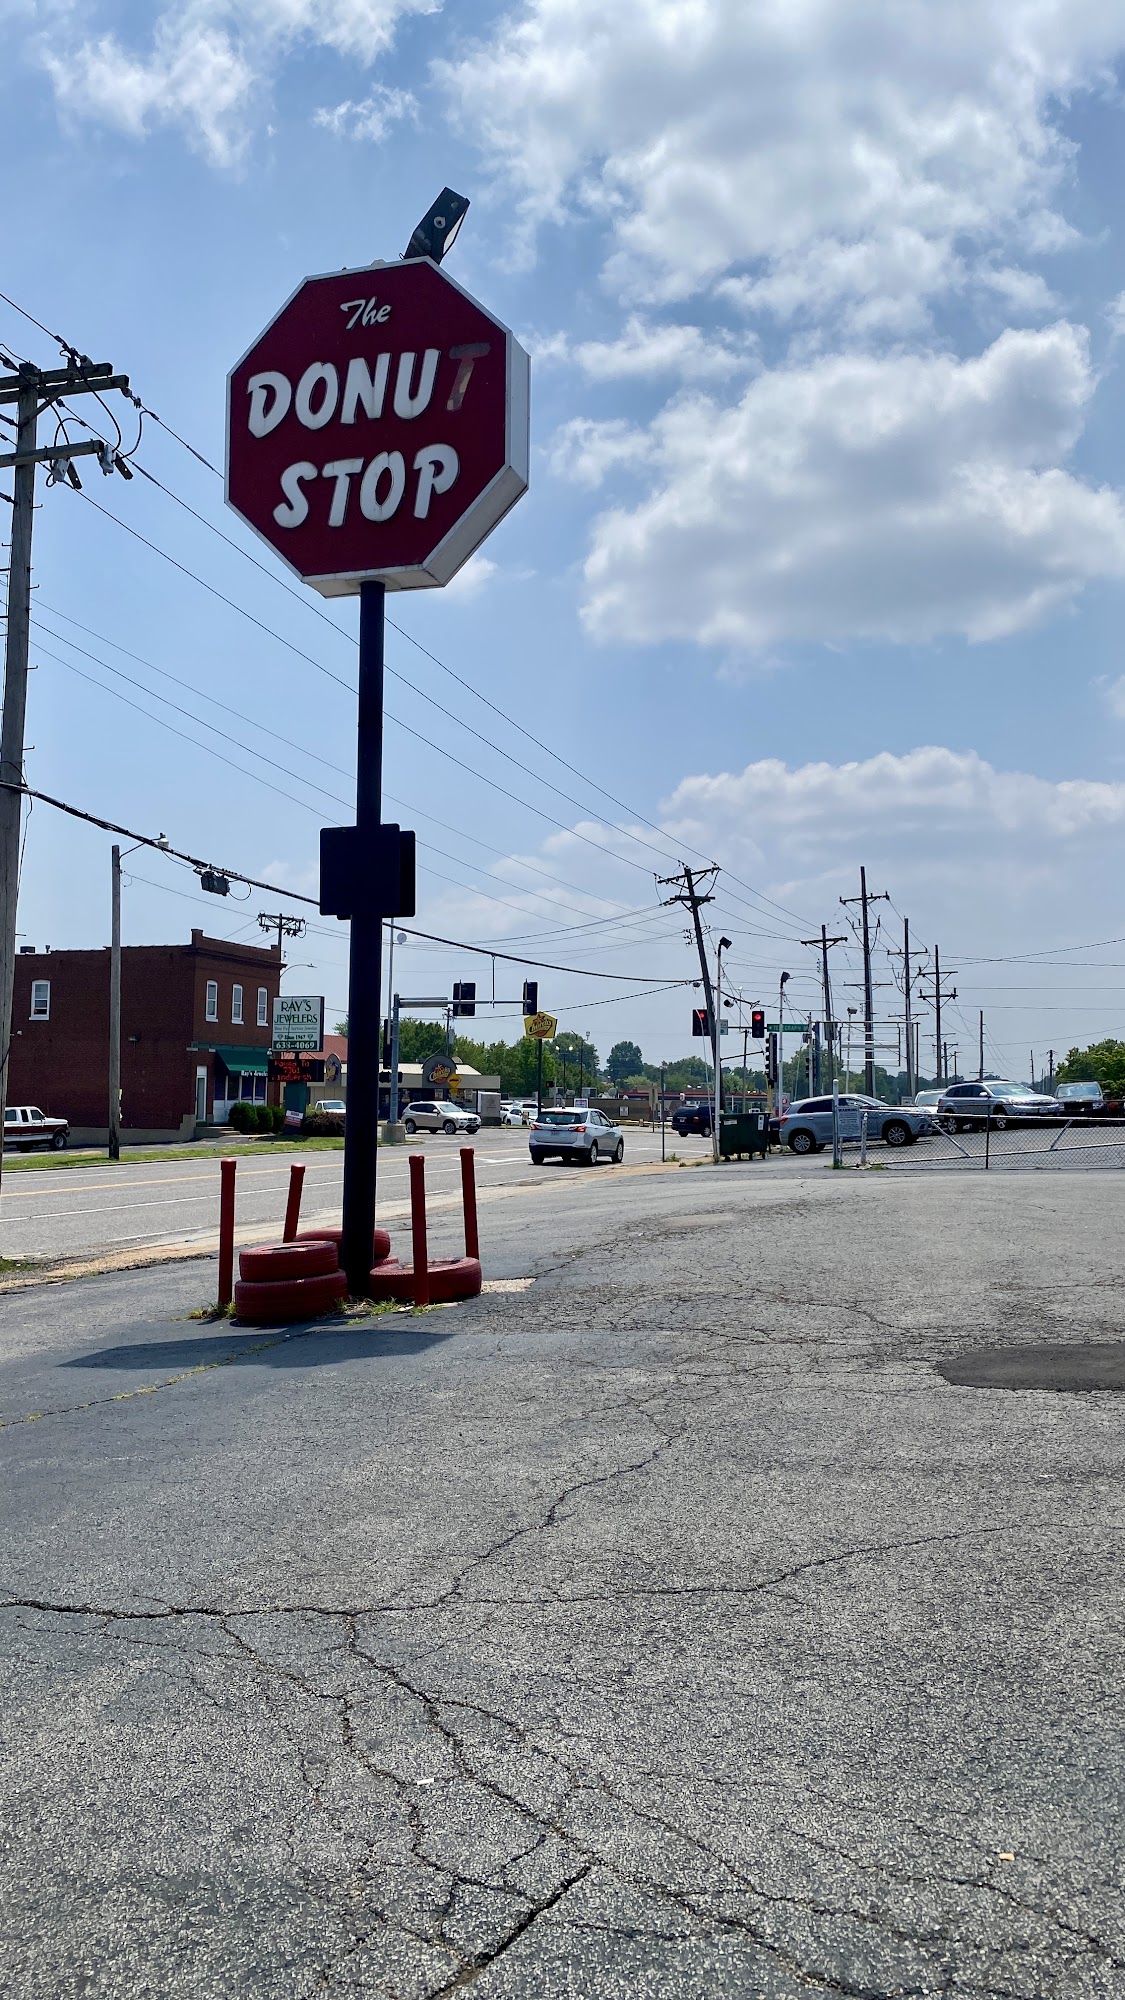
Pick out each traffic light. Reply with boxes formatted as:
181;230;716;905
692;1007;710;1038
452;980;476;1018
764;1039;776;1084
751;1008;765;1039
522;980;538;1016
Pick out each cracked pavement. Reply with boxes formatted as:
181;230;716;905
2;1166;1124;1996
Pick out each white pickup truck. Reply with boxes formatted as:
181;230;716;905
3;1105;69;1151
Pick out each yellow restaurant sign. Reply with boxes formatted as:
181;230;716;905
523;1012;558;1040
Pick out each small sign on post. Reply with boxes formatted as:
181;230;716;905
523;1012;557;1041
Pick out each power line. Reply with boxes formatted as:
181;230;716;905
30;618;671;930
0;781;691;983
29;600;644;920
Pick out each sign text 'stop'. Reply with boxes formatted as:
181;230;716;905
226;259;529;597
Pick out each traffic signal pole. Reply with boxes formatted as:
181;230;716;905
340;580;386;1297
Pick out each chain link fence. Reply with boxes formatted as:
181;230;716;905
882;1114;1125;1171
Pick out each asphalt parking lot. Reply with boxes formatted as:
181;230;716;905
2;1165;1124;1996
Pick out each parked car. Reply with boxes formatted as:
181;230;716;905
1054;1081;1107;1115
529;1107;624;1166
671;1103;713;1138
313;1099;347;1115
401;1100;481;1136
937;1081;1058;1129
3;1105;69;1151
780;1094;931;1154
911;1089;944;1114
499;1102;525;1126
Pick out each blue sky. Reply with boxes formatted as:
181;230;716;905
6;0;1125;1080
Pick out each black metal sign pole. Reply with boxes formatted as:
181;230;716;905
341;579;386;1297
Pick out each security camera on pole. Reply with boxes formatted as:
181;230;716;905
225;194;530;1295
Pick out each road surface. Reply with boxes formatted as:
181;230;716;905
0;1127;715;1266
2;1167;1122;1995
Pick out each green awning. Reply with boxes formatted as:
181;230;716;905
210;1045;270;1075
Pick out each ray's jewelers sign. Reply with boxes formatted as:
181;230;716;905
272;994;325;1053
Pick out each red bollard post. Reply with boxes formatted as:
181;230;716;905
283;1162;306;1242
460;1147;479;1261
409;1151;430;1307
218;1157;237;1308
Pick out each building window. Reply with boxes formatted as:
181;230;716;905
257;986;268;1027
30;980;50;1020
206;980;218;1022
232;984;243;1025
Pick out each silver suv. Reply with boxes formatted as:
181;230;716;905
937;1081;1058;1130
780;1094;930;1153
401;1100;481;1136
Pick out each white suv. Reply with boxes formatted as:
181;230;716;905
401;1100;481;1136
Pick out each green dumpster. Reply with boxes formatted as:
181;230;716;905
718;1110;769;1160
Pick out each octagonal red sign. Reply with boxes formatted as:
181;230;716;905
226;258;529;596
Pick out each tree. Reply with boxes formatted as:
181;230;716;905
552;1032;599;1090
607;1039;643;1084
396;1018;450;1062
1056;1040;1125;1094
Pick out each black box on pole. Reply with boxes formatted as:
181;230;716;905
319;823;416;920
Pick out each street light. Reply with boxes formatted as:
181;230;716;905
404;188;470;263
109;834;169;1161
713;937;733;1149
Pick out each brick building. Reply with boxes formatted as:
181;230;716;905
9;929;283;1143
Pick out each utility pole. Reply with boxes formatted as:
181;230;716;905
916;945;957;1083
800;925;847;1092
979;1010;985;1082
659;863;720;1159
257;911;306;953
0;352;133;1193
903;918;914;1100
886;916;917;1099
1048;1049;1055;1091
840;867;889;1096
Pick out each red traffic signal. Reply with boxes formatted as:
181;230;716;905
691;1007;710;1037
751;1008;765;1038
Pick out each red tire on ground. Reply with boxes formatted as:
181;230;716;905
234;1268;348;1325
367;1255;483;1304
295;1227;392;1265
239;1239;340;1283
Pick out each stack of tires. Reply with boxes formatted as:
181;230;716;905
234;1239;348;1324
233;1227;396;1323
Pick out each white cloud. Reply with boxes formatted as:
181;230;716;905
41;0;437;166
1095;674;1125;720
663;747;1125;863
549;418;654;489
314;84;417;142
574;323;1125;649
443;0;1122;322
442;554;498;600
542;316;759;383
